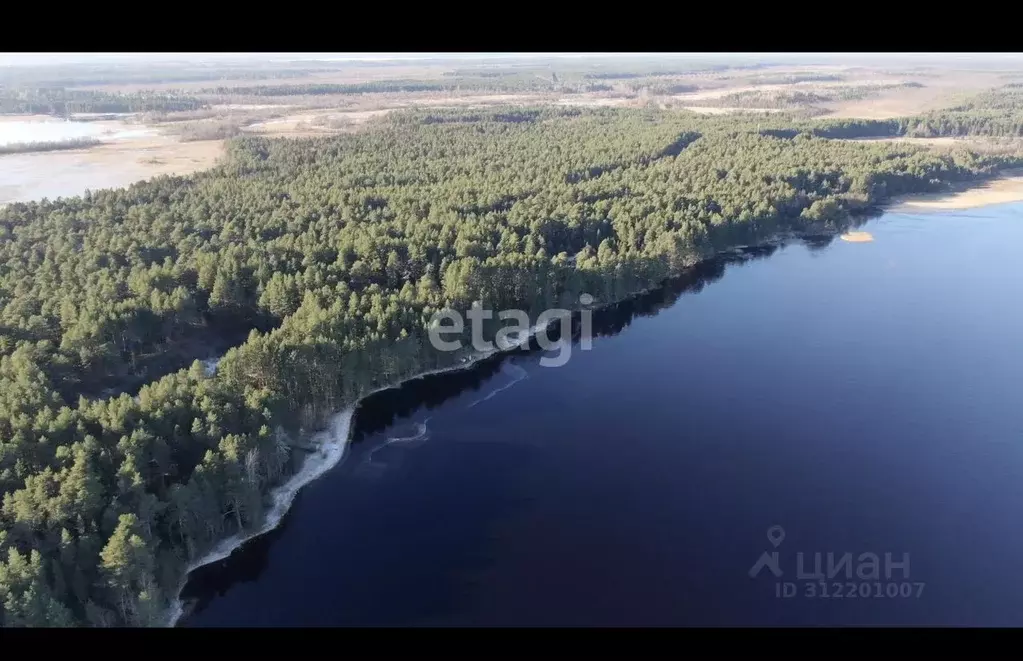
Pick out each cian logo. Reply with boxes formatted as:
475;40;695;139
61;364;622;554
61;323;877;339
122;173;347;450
748;525;924;600
749;525;785;578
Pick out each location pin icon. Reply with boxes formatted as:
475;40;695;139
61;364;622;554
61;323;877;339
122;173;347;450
767;525;785;548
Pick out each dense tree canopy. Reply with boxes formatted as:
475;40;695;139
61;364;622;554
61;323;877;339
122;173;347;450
808;87;1023;138
0;105;1020;627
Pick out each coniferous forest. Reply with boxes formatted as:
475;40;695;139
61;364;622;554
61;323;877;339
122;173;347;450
1;105;1021;626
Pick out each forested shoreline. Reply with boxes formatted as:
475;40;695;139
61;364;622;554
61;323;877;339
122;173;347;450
1;105;1021;627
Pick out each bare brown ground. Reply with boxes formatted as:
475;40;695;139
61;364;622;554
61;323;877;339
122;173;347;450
823;71;1004;119
115;138;224;173
674;77;911;103
239;93;564;138
824;88;958;119
554;96;636;108
648;67;1006;120
239;108;397;138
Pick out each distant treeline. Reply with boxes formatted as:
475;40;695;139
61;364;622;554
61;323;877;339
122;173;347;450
442;69;528;78
0;138;101;155
440;63;743;82
830;81;924;100
633;83;700;95
717;89;834;109
702;82;926;112
0;88;206;116
0;64;340;89
200;71;732;98
586;70;724;79
750;73;844;84
198;76;561;97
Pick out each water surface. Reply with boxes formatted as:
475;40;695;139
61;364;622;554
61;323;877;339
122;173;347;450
0;116;153;147
183;204;1023;626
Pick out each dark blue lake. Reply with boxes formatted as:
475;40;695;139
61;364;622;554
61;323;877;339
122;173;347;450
182;203;1023;626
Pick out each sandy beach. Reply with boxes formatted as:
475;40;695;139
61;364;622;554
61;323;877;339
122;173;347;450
889;172;1023;212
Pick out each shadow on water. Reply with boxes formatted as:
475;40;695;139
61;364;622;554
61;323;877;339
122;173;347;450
177;505;296;618
179;243;786;624
799;233;839;253
355;243;785;442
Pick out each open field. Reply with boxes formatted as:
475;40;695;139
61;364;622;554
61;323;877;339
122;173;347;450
0;133;222;205
823;71;1002;119
643;67;1008;118
5;58;1023;204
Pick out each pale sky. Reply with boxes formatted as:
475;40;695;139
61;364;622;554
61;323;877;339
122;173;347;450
2;53;1022;67
0;53;636;66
